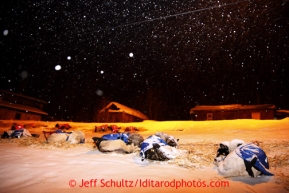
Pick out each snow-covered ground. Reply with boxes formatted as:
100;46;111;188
0;118;288;193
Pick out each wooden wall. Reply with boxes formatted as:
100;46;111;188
0;108;42;120
191;109;275;121
97;112;143;122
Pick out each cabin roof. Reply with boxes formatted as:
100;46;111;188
0;90;47;104
190;104;276;114
0;100;48;115
99;101;148;120
275;109;289;115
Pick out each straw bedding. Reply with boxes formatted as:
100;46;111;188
0;137;95;150
1;137;289;188
168;140;289;170
167;141;217;169
1;137;289;183
1;138;288;167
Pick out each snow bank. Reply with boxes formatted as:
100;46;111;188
0;118;288;193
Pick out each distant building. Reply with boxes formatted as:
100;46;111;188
98;101;148;122
275;109;289;119
190;104;276;121
0;90;48;121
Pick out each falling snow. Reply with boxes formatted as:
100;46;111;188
55;65;61;71
3;30;9;36
0;0;289;121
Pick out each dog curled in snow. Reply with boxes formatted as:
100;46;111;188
127;133;144;147
214;139;246;163
47;130;85;144
216;143;274;178
140;133;183;161
92;132;144;153
94;139;138;154
155;132;179;147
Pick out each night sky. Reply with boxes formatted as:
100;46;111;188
1;0;289;121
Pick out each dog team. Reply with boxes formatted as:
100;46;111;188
1;123;274;178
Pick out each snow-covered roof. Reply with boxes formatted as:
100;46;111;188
0;100;48;115
191;104;242;111
190;104;276;114
276;109;289;115
240;104;276;110
99;102;148;120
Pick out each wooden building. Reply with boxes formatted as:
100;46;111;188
0;90;48;120
275;109;289;119
190;104;276;121
98;101;148;122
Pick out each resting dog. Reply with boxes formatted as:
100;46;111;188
47;130;85;144
140;133;182;161
214;139;245;163
215;140;273;178
92;132;144;153
94;139;137;153
155;132;179;147
2;124;33;138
